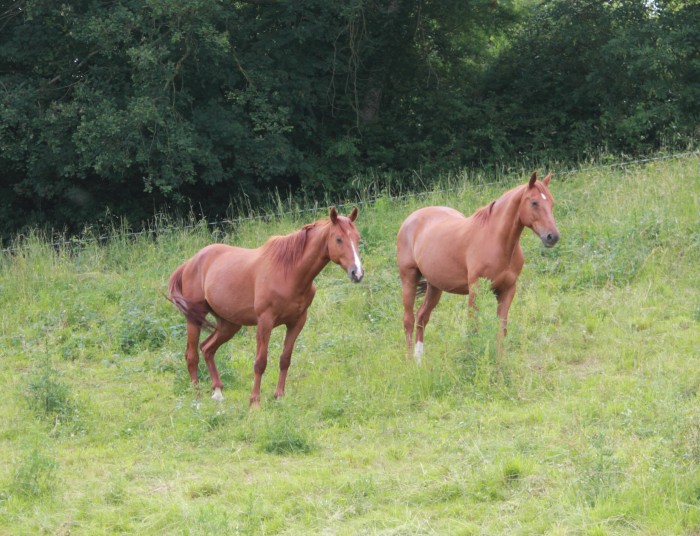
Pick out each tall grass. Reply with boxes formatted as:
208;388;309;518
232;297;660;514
0;155;698;534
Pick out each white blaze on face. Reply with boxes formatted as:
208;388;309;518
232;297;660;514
351;241;363;279
541;193;547;200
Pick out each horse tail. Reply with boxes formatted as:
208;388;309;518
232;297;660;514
168;263;216;331
416;277;428;297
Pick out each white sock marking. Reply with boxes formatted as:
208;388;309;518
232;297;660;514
414;341;424;364
212;388;224;401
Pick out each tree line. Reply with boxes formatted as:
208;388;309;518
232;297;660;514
0;0;697;241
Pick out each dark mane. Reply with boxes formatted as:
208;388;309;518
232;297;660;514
473;181;541;225
262;220;328;270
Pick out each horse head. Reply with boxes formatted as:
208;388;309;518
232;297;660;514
328;207;364;282
520;171;560;248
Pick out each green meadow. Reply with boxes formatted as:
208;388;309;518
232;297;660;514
1;154;699;534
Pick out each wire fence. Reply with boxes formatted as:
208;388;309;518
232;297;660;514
2;150;698;254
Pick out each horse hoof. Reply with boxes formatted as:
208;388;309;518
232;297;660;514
212;388;224;401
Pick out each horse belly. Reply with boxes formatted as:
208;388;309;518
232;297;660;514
414;250;470;294
208;286;258;326
420;262;470;294
204;254;259;326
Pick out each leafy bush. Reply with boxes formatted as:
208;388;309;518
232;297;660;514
117;304;168;354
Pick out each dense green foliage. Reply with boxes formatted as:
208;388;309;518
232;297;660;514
1;0;698;239
0;155;698;533
480;0;700;161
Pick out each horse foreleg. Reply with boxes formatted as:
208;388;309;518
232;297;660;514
200;319;241;401
274;311;308;400
492;283;516;365
415;283;443;363
495;283;516;343
466;276;482;327
250;317;273;408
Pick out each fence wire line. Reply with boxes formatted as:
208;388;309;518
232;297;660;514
2;150;698;254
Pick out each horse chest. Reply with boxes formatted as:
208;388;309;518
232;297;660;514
284;294;313;314
267;288;315;324
486;250;525;289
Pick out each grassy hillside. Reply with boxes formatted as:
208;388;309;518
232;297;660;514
0;154;698;534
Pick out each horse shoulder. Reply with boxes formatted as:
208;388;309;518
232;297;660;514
512;244;525;270
464;232;519;284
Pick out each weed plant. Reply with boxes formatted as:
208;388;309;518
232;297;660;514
0;155;698;534
11;449;59;499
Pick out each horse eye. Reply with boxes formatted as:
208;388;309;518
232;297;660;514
336;237;343;244
531;201;539;207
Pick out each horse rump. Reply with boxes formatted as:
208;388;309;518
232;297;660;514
167;264;216;331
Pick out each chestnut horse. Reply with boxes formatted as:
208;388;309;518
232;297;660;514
169;207;364;406
397;172;559;361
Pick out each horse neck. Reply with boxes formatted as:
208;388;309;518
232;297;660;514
486;186;526;253
290;224;332;288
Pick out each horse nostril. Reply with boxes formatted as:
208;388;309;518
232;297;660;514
349;267;363;282
542;231;559;247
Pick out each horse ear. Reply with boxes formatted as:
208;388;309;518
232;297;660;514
330;207;339;224
528;171;537;188
542;172;552;186
349;207;358;222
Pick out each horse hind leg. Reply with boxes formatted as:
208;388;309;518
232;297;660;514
185;321;202;386
177;297;215;394
415;282;443;363
200;318;241;401
399;267;421;358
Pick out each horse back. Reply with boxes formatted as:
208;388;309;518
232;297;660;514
398;206;465;251
180;244;253;290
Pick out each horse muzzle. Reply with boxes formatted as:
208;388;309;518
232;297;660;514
540;230;560;248
349;265;364;283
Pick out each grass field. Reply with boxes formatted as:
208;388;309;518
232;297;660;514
0;154;699;535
